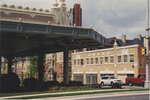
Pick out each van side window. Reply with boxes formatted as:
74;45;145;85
102;77;108;79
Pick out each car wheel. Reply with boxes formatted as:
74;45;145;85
101;82;104;86
128;81;133;87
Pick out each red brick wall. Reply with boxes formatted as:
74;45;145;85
138;45;150;74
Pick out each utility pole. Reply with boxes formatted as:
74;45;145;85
145;0;150;88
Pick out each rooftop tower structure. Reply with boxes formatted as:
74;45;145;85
73;4;82;26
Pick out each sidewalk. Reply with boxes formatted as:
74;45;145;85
0;88;148;99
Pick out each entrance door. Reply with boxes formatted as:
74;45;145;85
86;74;97;84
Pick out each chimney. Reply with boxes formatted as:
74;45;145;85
121;34;126;43
113;38;118;47
136;33;141;40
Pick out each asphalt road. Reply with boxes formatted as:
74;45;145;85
36;91;149;100
79;94;149;100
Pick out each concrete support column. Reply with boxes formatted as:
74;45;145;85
0;33;1;75
0;56;1;75
38;51;44;88
0;33;2;92
0;57;1;92
7;57;13;74
63;47;69;84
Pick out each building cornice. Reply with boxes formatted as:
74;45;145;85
72;45;139;55
116;45;139;50
85;48;114;53
0;5;54;17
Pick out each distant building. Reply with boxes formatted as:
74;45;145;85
45;52;72;83
70;4;82;26
1;57;29;79
12;57;29;79
45;54;56;81
71;34;150;84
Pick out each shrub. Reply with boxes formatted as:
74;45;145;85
23;77;38;91
60;81;67;86
69;81;83;87
89;84;101;88
59;81;83;87
43;81;60;90
0;72;20;93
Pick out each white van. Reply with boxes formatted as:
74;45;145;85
100;76;123;86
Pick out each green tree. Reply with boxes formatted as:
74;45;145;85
2;64;8;74
28;56;38;78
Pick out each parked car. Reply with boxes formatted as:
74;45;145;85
125;74;146;87
100;76;123;87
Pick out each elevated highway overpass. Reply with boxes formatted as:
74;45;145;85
0;20;105;86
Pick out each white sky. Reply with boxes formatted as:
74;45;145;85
0;0;147;39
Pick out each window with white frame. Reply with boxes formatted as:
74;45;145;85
77;59;80;65
105;57;108;63
91;58;94;64
74;59;76;65
100;57;103;64
59;73;63;79
95;58;98;64
59;64;63;69
129;54;134;62
86;74;97;84
118;56;121;63
86;58;89;64
81;59;84;65
110;56;114;63
74;74;83;83
123;55;128;62
52;60;55;66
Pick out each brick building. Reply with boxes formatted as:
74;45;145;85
13;57;30;79
71;34;150;84
45;52;72;83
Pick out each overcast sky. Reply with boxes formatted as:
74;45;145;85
1;0;147;39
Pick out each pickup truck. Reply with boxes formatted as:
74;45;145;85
125;74;146;87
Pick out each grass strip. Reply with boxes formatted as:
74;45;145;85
7;89;149;99
0;88;100;97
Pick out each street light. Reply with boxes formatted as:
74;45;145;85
145;0;150;88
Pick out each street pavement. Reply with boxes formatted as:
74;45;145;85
0;86;149;100
86;94;148;100
36;91;149;100
74;94;148;100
